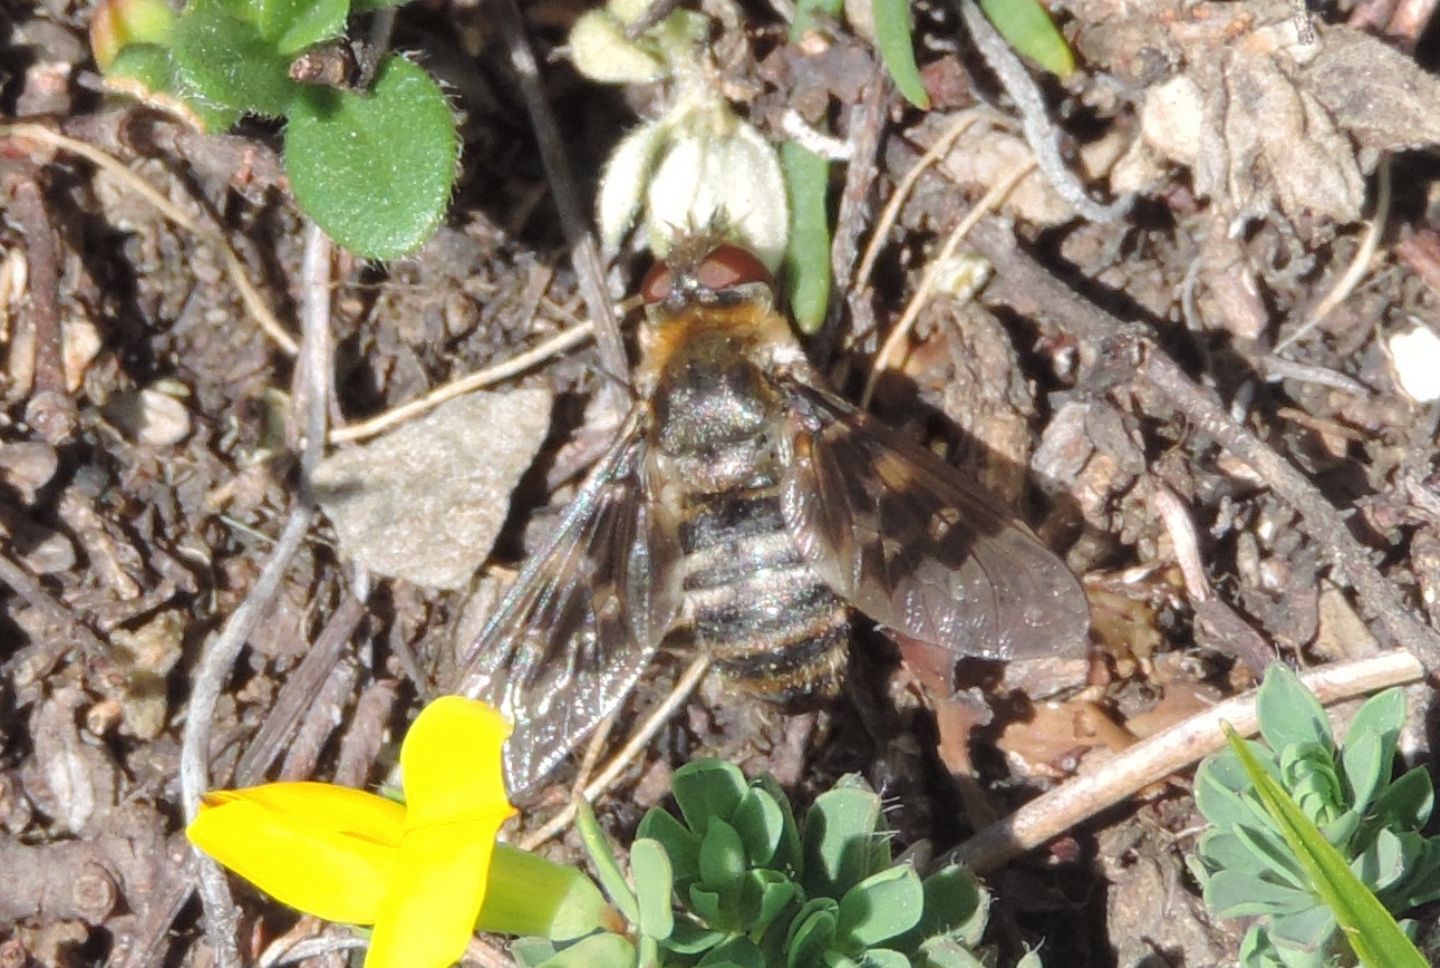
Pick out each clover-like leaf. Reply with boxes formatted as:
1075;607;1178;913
732;786;786;869
639;805;702;888
286;54;458;259
786;898;839;968
696;936;766;968
699;817;748;892
672;760;748;837
836;864;924;949
801;784;885;899
633;838;675;943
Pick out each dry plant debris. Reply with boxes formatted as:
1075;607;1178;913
3;0;1440;965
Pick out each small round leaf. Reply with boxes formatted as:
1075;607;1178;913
285;55;459;259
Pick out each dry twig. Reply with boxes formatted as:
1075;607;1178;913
949;648;1423;873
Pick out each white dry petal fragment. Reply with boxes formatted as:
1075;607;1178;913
312;388;553;590
568;9;668;85
1387;325;1440;403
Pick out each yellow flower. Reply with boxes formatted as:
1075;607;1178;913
188;696;516;968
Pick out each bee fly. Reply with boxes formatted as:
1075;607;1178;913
457;235;1090;796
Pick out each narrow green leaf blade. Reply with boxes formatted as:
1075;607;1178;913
871;0;930;108
780;141;831;335
574;798;641;926
976;0;1075;77
285;55;459;259
1223;724;1427;968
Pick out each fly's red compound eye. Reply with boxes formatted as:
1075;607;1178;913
640;260;674;305
695;244;772;293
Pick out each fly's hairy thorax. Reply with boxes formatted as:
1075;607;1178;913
647;325;848;700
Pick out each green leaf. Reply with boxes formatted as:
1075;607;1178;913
1197;830;1274;879
697;937;767;968
1255;664;1333;754
1202;870;1314;919
633;839;676;942
575;798;641;927
1343;688;1405;799
639;807;703;888
976;0;1075;77
920;939;986;968
285;55;459;259
860;949;909;968
699;818;748;891
802;785;885;899
1341;730;1387;821
1266;903;1335;953
665;918;728;956
351;0;407;9
688;885;725;926
733;787;787;869
171;0;298;114
787;899;839;968
258;0;348;54
871;0;929;108
737;868;799;936
673;760;748;836
1370;767;1434;834
911;864;986;948
1223;723;1428;968
1195;745;1279;829
535;932;637;968
106;43;244;132
753;775;804;876
780;141;831;335
836;865;924;949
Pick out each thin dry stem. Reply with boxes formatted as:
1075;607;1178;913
330;320;596;444
5;122;299;355
861;157;1036;408
1275;154;1392;354
948;648;1424;873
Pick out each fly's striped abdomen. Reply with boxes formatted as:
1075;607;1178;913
675;480;849;701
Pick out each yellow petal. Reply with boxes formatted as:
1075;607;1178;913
366;820;498;968
401;696;516;828
187;782;404;924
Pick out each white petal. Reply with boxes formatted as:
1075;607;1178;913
597;119;671;255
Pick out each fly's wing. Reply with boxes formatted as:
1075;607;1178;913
455;408;682;798
775;375;1088;663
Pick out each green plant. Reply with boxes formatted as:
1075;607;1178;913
517;760;1034;968
1190;665;1440;967
91;0;458;259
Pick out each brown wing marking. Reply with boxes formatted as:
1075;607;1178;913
455;408;681;797
776;375;1088;663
